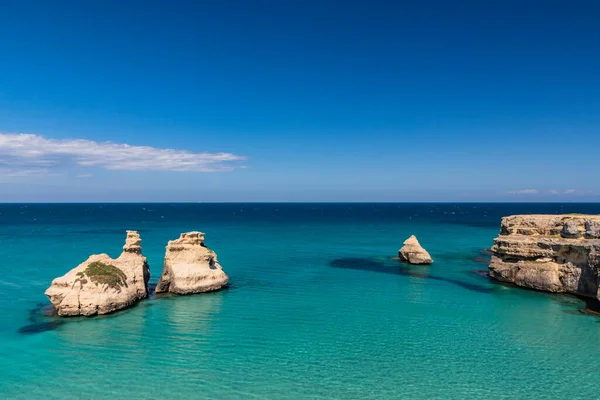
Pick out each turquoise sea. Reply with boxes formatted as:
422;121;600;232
1;203;600;400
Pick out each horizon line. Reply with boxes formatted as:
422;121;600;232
1;201;600;205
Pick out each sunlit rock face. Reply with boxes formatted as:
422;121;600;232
489;215;600;299
45;231;150;316
398;235;433;265
155;232;229;295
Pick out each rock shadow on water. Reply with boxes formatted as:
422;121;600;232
479;248;493;256
480;271;600;318
18;303;65;335
472;248;494;265
147;281;158;295
433;248;492;263
18;321;63;334
329;257;493;294
18;297;159;335
577;297;600;317
429;248;492;271
539;295;600;319
469;269;490;278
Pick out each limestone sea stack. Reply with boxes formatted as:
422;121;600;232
45;231;150;316
489;215;600;299
155;232;229;294
398;235;433;264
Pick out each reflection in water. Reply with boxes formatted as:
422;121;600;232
20;281;155;336
476;268;600;320
162;291;224;337
18;285;226;339
54;302;150;347
488;287;600;358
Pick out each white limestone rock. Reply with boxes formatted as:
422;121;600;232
155;232;229;295
398;235;433;265
45;231;150;317
489;215;600;300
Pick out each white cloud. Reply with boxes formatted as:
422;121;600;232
548;189;581;195
0;167;55;177
508;189;538;195
0;133;246;176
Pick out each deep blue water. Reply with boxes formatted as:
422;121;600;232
1;203;599;399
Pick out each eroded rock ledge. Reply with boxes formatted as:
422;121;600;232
155;232;229;295
489;215;600;299
45;231;150;316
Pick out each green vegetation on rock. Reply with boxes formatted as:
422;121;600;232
76;261;128;291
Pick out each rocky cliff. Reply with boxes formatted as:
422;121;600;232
45;231;150;316
155;232;229;294
489;215;600;299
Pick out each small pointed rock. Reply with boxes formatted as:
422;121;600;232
398;235;433;265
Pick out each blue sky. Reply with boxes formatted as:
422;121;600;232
0;0;599;202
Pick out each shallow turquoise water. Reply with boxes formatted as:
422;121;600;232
1;203;600;399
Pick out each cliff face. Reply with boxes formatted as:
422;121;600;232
45;231;150;316
155;232;229;295
489;215;600;299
